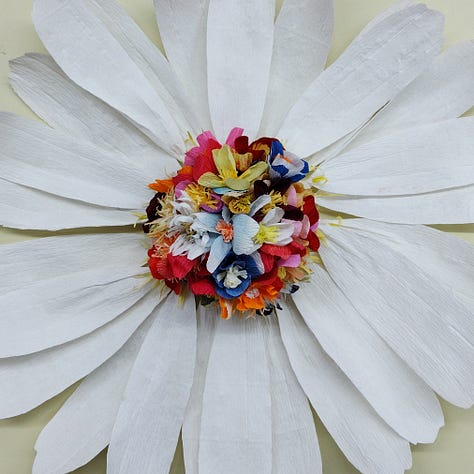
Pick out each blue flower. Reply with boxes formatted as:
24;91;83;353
212;252;263;299
268;140;309;183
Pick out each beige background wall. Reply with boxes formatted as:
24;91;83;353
0;0;473;472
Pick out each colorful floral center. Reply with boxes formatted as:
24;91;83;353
143;128;321;318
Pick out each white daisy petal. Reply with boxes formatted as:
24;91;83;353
348;41;474;148
0;233;146;296
197;316;272;473
259;0;333;135
279;4;444;157
264;316;322;474
318;118;474;196
317;184;474;224
319;222;474;408
32;0;190;155
0;291;160;418
0;265;150;357
108;295;196;474
292;264;443;443
9;53;177;174
278;302;412;474
182;306;217;474
341;218;474;306
0;179;140;231
0;113;151;209
154;0;212;130
207;0;275;140
32;311;155;474
359;0;415;31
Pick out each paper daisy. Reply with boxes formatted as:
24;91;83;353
1;0;473;473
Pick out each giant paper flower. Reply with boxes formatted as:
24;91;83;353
1;0;473;473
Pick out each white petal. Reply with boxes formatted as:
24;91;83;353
32;312;155;474
279;4;443;157
154;0;212;130
293;264;443;443
0;232;146;296
0;290;160;418
0;113;151;209
317;184;474;224
318;118;474;196
0;179;140;231
108;295;196;474
232;214;261;255
263;316;322;474
278;302;412;474
182;306;217;474
259;0;333;135
207;0;275;140
340;219;474;309
207;237;232;273
197;316;272;473
348;41;474;148
0;266;150;356
319;222;474;407
32;0;191;155
9;53;178;174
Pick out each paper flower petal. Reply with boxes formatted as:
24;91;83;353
318;118;474;196
260;0;333;135
317;184;474;224
348;41;474;149
9;53;178;175
0;291;160;418
292;264;443;443
32;0;191;154
207;236;232;273
108;295;196;474
278;303;412;474
153;0;212;130
279;4;444;157
232;214;260;255
0;113;151;209
195;316;272;473
32;313;155;474
0;179;140;231
207;0;275;140
319;222;474;407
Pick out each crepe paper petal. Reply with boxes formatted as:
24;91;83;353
319;223;474;408
0;290;161;419
32;0;191;155
0;113;151;209
182;306;217;474
207;237;232;273
153;0;212;130
0;179;141;231
0;233;146;296
32;311;156;474
317;118;474;196
232;214;260;255
196;316;272;473
108;295;196;474
264;316;323;473
9;53;178;174
0;266;151;357
278;4;444;157
278;302;412;474
207;0;275;140
249;194;272;216
348;41;474;149
292;264;443;443
317;184;474;224
341;218;474;307
260;0;333;135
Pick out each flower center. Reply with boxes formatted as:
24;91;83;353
143;128;321;319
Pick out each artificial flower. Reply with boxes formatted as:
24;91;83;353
0;1;473;474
